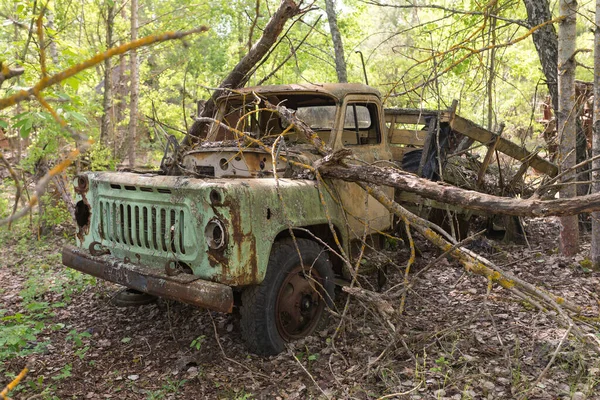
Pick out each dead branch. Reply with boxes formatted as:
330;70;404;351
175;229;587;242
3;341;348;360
319;163;600;217
250;102;599;352
186;0;302;142
360;183;597;352
0;62;25;88
0;152;23;228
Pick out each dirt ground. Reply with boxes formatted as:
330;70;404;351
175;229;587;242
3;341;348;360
1;217;600;399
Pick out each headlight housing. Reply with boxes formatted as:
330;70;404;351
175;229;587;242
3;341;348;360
205;219;226;250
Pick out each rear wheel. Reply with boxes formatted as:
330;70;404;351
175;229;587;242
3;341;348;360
240;238;334;355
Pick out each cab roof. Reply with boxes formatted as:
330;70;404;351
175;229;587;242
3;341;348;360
219;83;381;102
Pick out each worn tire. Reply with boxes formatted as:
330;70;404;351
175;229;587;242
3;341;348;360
111;288;157;307
240;238;335;356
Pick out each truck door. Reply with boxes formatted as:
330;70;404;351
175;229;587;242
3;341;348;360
332;95;394;239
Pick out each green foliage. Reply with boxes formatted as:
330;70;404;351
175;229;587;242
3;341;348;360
0;228;96;369
51;364;72;381
66;329;92;347
0;0;595;171
0;313;45;360
144;377;187;399
39;193;72;227
89;142;118;171
190;335;206;351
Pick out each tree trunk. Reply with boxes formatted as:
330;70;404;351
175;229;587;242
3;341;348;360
115;3;129;159
592;0;600;268
128;0;138;167
46;11;59;66
186;0;300;143
557;0;579;255
523;0;559;112
324;0;347;83
100;0;114;145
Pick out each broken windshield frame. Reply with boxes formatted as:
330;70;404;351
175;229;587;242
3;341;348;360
208;93;339;145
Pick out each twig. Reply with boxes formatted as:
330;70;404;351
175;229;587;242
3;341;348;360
208;312;269;380
376;381;422;399
287;344;330;399
1;364;29;399
518;324;573;400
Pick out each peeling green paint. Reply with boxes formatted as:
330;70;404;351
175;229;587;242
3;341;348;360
76;171;347;286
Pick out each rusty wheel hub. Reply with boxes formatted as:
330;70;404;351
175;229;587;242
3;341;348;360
275;265;324;341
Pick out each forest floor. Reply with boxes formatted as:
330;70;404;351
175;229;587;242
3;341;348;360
1;216;600;400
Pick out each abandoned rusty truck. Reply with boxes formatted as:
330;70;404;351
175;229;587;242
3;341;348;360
62;83;557;355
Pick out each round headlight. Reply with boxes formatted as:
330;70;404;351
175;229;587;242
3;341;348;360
205;219;226;250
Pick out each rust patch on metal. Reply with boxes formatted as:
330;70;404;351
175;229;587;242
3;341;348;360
207;193;259;286
62;245;234;313
89;241;110;257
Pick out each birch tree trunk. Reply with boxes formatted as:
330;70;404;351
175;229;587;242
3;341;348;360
558;0;579;255
100;0;114;145
523;0;559;112
325;0;347;83
592;0;600;268
128;0;139;166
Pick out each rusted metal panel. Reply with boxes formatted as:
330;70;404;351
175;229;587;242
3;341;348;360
224;83;381;102
62;245;234;313
182;148;288;178
73;171;348;287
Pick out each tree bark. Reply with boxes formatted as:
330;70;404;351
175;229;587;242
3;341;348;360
100;0;114;145
523;0;559;112
186;0;300;142
46;11;59;66
592;0;600;268
557;0;579;255
325;0;347;83
318;163;600;218
128;0;138;166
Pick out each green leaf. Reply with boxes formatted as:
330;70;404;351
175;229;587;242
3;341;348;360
19;124;32;139
67;111;88;124
0;120;8;129
121;337;132;343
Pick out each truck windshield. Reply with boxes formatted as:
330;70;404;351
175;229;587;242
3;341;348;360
295;106;336;130
212;93;338;144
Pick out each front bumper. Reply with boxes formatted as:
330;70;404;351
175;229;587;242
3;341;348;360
62;245;234;313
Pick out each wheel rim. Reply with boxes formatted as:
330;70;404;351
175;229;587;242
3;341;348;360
275;264;325;341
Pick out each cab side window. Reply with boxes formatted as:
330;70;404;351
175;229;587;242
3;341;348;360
341;103;381;145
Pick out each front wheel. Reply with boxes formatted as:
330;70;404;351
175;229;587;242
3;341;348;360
240;238;335;355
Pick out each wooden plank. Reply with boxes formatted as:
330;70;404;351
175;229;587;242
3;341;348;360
387;114;429;125
450;115;558;177
389;129;428;146
386;114;397;141
476;123;504;187
385;109;452;123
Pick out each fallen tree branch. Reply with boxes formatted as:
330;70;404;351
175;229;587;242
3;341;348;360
186;0;302;143
360;182;597;352
319;163;600;217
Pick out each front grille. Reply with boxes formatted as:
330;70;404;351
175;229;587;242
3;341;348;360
98;200;189;256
